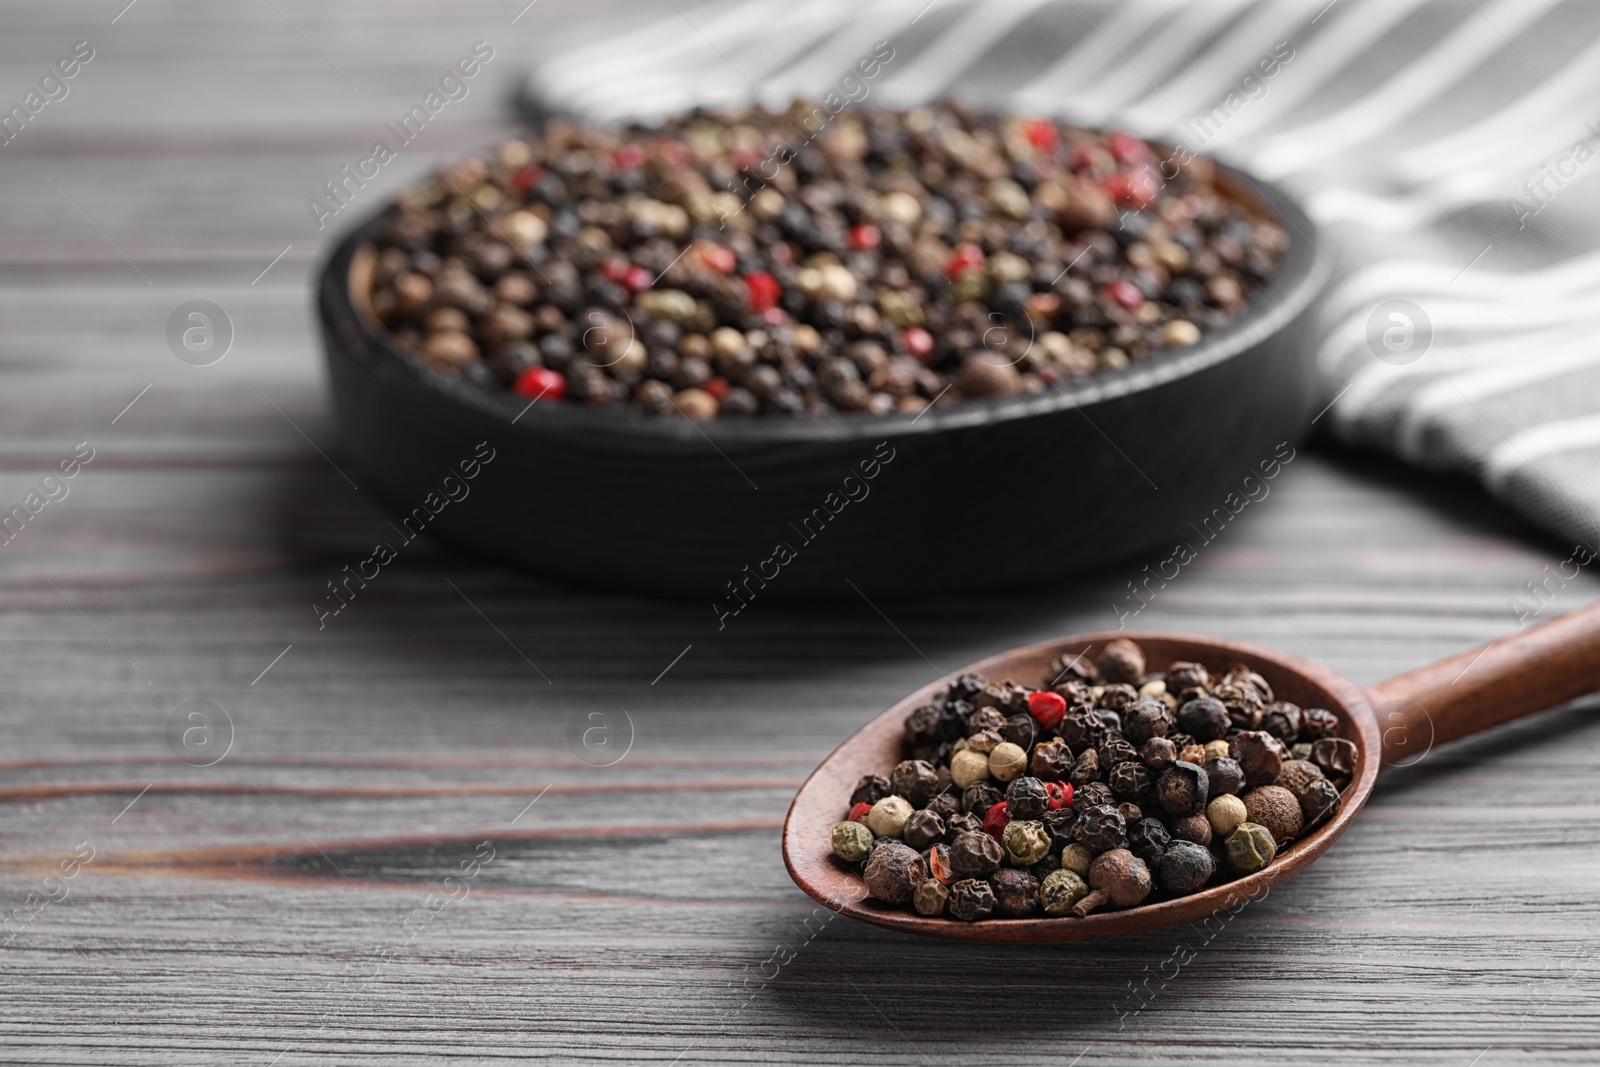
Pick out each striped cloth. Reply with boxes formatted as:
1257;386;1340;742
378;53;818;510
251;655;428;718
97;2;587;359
529;0;1600;551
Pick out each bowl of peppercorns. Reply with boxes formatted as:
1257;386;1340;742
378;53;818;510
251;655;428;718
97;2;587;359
784;632;1379;941
317;101;1328;600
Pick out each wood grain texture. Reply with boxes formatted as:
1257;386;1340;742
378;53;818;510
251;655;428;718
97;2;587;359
1;2;1600;1063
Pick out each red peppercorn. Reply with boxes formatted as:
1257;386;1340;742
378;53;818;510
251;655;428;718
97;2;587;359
704;376;730;399
983;801;1010;840
1027;690;1067;730
848;801;872;823
1105;168;1161;209
743;270;781;310
902;327;934;360
1105;279;1145;310
601;259;631;284
510;165;543;191
623;265;654;292
928;844;954;885
1024;118;1058;152
698;242;737;275
946;242;985;279
1107;131;1153;166
761;306;789;326
612;143;645;170
513;367;566;402
651;137;693;168
1044;781;1073;810
1069;143;1105;172
850;223;882;251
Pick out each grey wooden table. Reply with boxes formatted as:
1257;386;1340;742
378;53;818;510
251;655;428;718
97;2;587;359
2;2;1599;1063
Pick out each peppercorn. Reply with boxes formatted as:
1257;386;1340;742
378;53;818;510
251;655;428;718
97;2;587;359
1041;805;1078;844
1140;737;1178;770
989;742;1028;782
890;759;941;807
1127;817;1171;867
926;793;962;823
1311;737;1358;778
1157;840;1215;894
926;843;954;884
850;774;891;807
1171;812;1212;847
1166;661;1210;691
1094;682;1135;711
1087;848;1152;909
1002;819;1052;866
1117;801;1143;825
961;782;1004;815
1243;785;1303;845
1156;760;1209;816
1214;680;1265;731
949;829;1005;879
1097;638;1146;684
1299;777;1341;830
998;713;1037;750
1044;781;1072;810
1177;697;1230;742
847;801;872;823
1261;701;1303;744
966;728;1003;754
865;795;914;839
1040;869;1090;915
1108;760;1153;802
1058;708;1105;750
1231;730;1286;788
1202;739;1231;763
947;878;996;921
1005;777;1050;820
950;748;992;789
946;811;982;842
901;809;947;851
1122;696;1174;746
864;841;926;903
1031;738;1073;781
968;706;1006;734
1074;804;1127;853
1027;690;1067;729
1301;707;1341;740
831;821;874;862
991;868;1041;917
1069;747;1102;787
1030;851;1062;882
982;801;1011;840
1224;822;1276;873
1204;756;1244;797
903;705;943;745
1073;781;1113;812
913;878;950;917
1099;736;1139;768
1290;742;1313;761
1275;758;1325;799
1206;794;1248;838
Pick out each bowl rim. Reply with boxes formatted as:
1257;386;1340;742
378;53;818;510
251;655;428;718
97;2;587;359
319;157;1329;449
780;629;1381;942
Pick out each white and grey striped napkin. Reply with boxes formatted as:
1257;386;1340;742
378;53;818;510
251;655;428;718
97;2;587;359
529;0;1600;551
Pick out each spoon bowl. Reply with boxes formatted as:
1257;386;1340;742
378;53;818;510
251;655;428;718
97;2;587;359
782;605;1600;941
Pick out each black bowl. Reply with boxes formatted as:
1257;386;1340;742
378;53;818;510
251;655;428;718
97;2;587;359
317;168;1328;602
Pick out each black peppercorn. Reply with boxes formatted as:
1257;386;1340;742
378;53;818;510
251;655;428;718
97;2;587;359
1157;840;1215;894
1156;760;1209;816
850;774;891;807
1213;680;1265;731
1005;776;1050;820
1140;736;1178;771
926;792;962;823
1030;738;1073;781
1041;805;1078;843
863;842;925;903
1117;801;1143;825
1177;697;1230;742
1097;638;1146;684
1122;696;1174;746
1099;736;1139;768
948;878;996;921
903;704;943;745
890;759;941;807
1098;683;1140;711
1301;707;1341;741
1048;650;1099;685
1260;701;1303;744
1108;760;1153;802
1299;777;1341;830
1058;708;1105;750
1070;747;1102;787
1231;730;1286;788
1073;803;1127;853
948;672;988;703
1203;756;1244;797
1127;817;1171;867
991;868;1041;917
901;808;946;851
1311;737;1358;778
1171;812;1212;847
946;812;982;841
949;829;1005;879
1073;781;1113;812
1275;758;1324;799
1166;661;1210;691
1001;713;1039;750
962;782;1004;815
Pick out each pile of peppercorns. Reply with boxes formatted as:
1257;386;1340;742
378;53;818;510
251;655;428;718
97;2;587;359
364;100;1286;418
831;638;1356;921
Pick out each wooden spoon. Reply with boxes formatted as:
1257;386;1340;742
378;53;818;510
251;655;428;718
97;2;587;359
782;603;1600;941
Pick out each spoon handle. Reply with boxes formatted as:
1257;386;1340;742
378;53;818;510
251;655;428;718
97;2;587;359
1368;600;1600;767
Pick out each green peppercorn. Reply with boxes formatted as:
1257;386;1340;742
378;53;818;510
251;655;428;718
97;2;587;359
1001;819;1052;866
1225;821;1276;873
1040;869;1090;915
